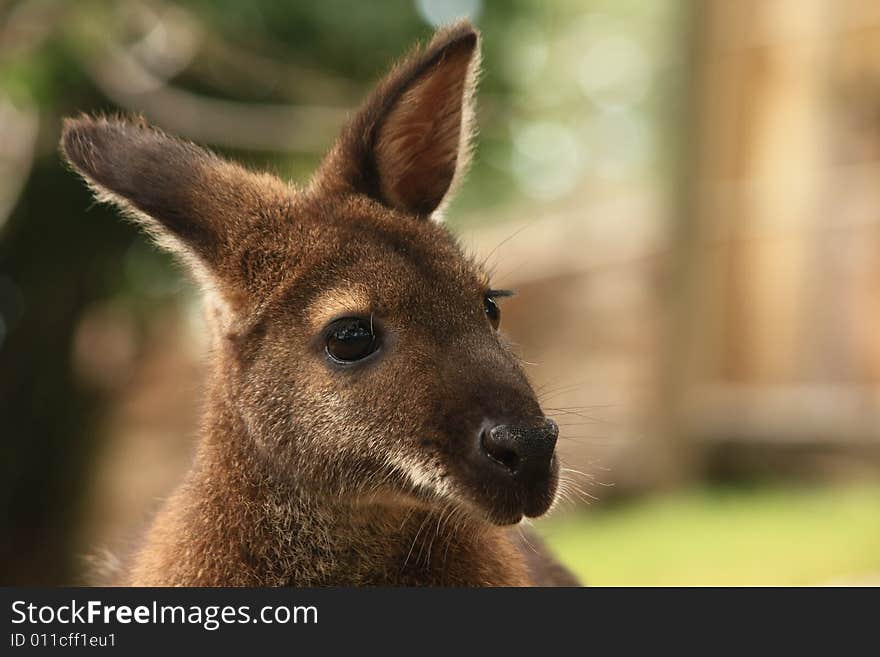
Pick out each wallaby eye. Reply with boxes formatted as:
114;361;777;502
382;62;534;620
484;295;501;330
325;317;377;363
484;289;513;330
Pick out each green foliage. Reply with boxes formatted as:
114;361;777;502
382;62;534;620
540;483;880;586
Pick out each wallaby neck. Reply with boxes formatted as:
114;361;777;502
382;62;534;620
128;401;530;586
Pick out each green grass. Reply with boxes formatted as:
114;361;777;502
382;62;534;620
536;482;880;586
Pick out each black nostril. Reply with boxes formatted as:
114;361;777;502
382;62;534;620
480;419;558;476
480;427;522;473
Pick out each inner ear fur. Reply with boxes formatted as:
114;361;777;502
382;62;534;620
60;115;291;288
314;20;481;218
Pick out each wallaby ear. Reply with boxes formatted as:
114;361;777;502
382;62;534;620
60;115;289;290
314;20;480;218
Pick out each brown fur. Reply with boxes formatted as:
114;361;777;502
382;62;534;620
61;21;578;587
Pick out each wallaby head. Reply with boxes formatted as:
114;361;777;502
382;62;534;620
61;21;559;534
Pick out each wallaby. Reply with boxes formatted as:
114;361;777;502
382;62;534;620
61;20;578;586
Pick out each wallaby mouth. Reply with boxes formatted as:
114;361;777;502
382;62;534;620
458;417;561;525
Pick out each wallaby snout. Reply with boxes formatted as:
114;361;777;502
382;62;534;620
478;418;560;523
426;344;559;525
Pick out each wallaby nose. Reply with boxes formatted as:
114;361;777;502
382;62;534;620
480;418;558;477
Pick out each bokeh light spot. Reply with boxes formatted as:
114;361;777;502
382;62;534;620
414;0;481;27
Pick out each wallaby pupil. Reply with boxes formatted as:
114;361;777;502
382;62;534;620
326;318;377;363
484;295;502;330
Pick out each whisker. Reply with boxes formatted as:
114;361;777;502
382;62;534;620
479;222;536;273
517;526;540;556
403;513;432;572
561;466;595;479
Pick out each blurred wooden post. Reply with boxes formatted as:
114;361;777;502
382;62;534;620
653;0;834;482
658;0;880;465
706;0;828;386
637;1;705;487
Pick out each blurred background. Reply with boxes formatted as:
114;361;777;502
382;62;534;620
2;0;880;586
